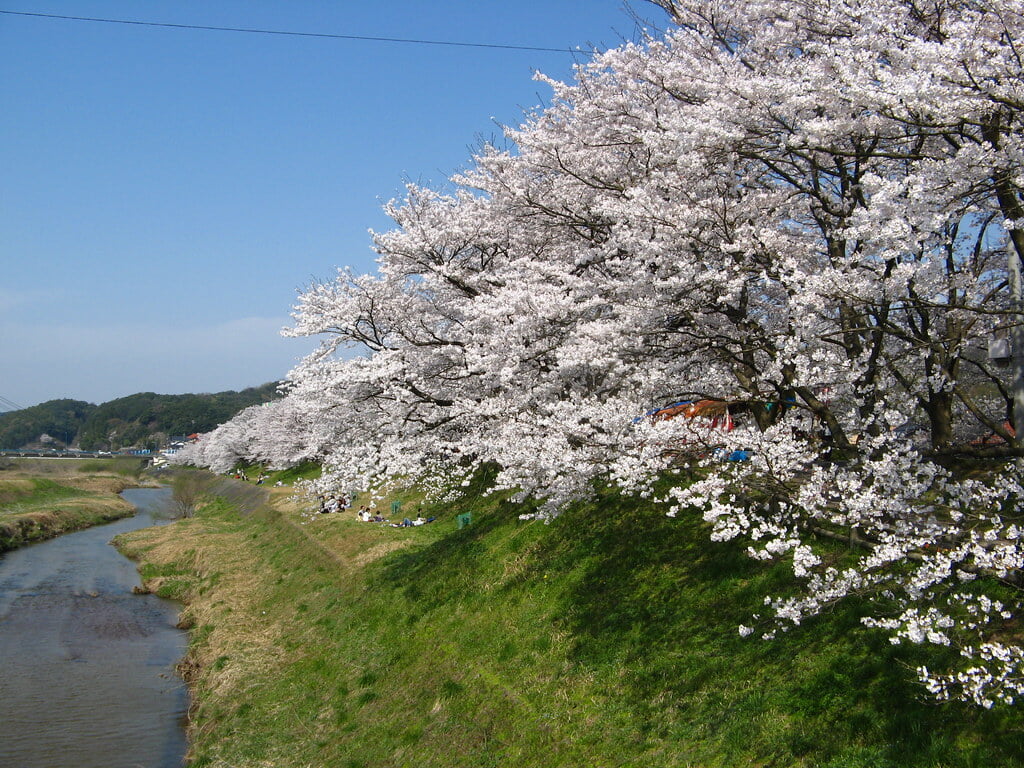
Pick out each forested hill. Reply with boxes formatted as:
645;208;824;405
0;399;95;452
0;384;281;451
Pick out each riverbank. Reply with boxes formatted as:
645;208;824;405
116;471;1024;768
0;457;157;552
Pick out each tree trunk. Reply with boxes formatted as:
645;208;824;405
926;391;954;450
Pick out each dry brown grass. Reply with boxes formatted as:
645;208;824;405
70;475;137;493
1;458;157;491
0;477;35;504
351;538;413;567
119;507;296;763
267;486;310;513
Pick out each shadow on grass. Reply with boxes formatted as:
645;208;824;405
203;476;269;516
538;490;1024;767
376;504;513;609
374;474;1024;767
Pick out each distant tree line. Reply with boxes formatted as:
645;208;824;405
0;384;281;451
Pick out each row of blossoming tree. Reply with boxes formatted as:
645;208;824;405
177;0;1024;707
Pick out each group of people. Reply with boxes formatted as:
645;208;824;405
317;498;438;528
356;506;388;523
318;495;351;515
353;504;437;527
229;470;281;486
391;515;436;527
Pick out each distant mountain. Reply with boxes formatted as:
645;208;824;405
0;384;281;451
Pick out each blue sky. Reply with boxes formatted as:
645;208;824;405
1;1;663;408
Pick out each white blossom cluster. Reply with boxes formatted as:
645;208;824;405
171;395;339;473
178;0;1024;705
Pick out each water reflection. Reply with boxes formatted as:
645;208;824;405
0;487;188;768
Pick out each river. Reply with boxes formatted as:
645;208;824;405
0;486;188;768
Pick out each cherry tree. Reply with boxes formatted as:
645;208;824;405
172;407;260;474
196;0;1024;705
172;395;338;473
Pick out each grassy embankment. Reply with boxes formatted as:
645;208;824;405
0;456;153;552
117;466;1024;768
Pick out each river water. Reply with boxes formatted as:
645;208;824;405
0;487;188;768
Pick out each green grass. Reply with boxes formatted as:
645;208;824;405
267;460;322;485
78;456;148;477
217;460;323;487
0;477;90;514
120;470;1024;768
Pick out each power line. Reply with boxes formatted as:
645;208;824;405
0;9;591;55
0;395;25;411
